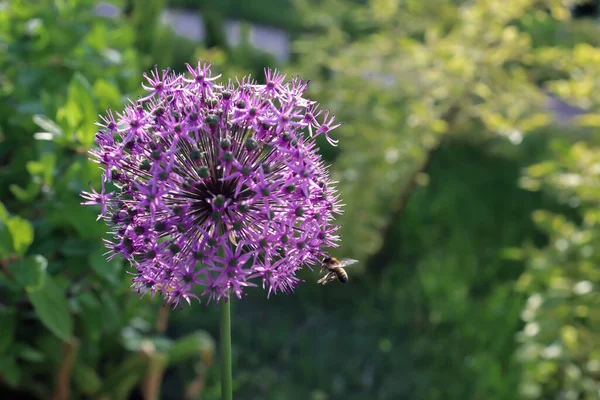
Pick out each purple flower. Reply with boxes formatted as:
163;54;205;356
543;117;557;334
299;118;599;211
82;61;343;306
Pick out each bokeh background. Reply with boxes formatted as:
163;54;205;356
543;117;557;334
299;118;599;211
2;0;600;399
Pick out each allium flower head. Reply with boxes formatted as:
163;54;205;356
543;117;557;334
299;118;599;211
82;61;343;306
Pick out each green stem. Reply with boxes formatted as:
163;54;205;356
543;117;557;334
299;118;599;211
220;298;232;400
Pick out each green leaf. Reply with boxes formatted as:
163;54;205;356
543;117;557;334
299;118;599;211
0;203;8;222
35;333;62;365
0;273;19;292
6;216;34;256
93;79;122;110
16;255;48;290
0;307;16;353
167;330;215;365
99;291;121;334
52;200;107;239
27;276;73;342
0;207;12;258
90;246;121;283
0;356;20;387
101;353;149;400
72;363;103;396
77;292;103;342
60;239;94;257
14;343;45;363
56;72;97;147
9;182;41;202
26;153;57;186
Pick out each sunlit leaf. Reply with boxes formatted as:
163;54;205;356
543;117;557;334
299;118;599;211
9;183;41;202
6;216;34;256
0;203;8;222
0;204;12;257
575;113;600;127
93;79;122;110
26;153;57;186
56;72;98;147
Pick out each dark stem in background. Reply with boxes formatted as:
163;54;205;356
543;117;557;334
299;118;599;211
141;352;168;400
123;0;133;16
52;338;79;400
140;306;170;400
221;298;233;400
202;0;229;50
155;304;170;334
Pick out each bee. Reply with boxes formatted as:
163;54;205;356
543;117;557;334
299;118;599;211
156;282;177;294
317;256;359;285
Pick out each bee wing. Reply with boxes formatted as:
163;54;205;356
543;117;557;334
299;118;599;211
338;258;359;268
317;271;338;285
157;282;177;293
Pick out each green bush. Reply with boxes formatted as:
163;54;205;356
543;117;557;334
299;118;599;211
0;1;214;398
516;46;600;398
287;1;600;398
517;137;600;399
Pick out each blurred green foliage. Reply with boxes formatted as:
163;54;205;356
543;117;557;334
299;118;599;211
517;143;600;399
2;0;600;399
285;0;600;398
0;1;214;399
168;0;301;31
515;49;600;398
293;0;580;262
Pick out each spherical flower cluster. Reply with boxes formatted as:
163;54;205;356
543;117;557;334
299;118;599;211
81;61;343;306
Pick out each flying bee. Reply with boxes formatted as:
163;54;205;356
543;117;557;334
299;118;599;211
156;282;177;294
317;256;359;285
